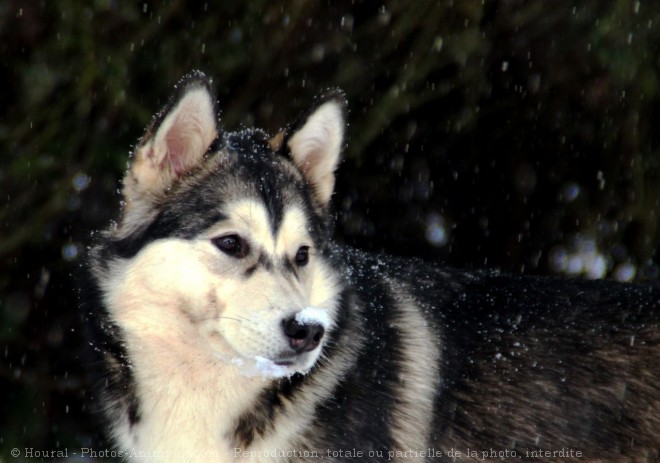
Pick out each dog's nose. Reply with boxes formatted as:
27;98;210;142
282;316;325;353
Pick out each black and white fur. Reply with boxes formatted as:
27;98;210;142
83;71;660;462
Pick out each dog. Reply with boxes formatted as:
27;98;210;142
82;71;660;462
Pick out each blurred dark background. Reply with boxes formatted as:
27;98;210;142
1;0;659;459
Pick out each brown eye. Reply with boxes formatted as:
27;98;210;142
295;246;310;266
212;235;249;259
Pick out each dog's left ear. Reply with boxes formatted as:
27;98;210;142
122;71;218;219
284;91;346;207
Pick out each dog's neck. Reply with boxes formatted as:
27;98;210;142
101;251;272;461
111;311;271;461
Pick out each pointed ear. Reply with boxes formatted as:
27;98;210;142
285;90;346;207
123;71;218;212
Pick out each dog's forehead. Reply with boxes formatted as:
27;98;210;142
224;128;272;155
222;199;311;254
216;130;303;190
209;138;305;223
189;139;318;249
106;146;315;260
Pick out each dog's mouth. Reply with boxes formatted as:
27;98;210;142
218;353;314;378
222;355;291;378
210;332;322;378
273;358;296;367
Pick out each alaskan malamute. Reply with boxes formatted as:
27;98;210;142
83;71;660;462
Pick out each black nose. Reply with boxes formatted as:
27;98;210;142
282;317;325;353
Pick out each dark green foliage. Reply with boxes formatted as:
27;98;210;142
0;0;659;455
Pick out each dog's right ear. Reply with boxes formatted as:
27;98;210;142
122;71;218;217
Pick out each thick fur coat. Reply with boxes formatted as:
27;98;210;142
82;72;660;462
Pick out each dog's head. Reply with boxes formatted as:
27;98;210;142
95;71;345;378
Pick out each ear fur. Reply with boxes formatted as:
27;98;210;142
122;71;218;219
284;90;346;207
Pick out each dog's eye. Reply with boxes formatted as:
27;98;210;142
295;246;310;266
212;235;249;259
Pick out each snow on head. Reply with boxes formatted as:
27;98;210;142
249;356;290;378
226;356;292;378
295;307;331;329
